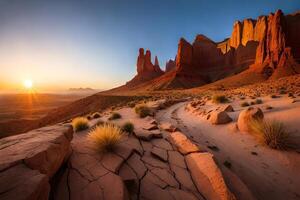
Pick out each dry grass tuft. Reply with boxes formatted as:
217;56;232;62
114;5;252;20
135;104;151;118
250;119;290;149
88;123;123;152
72;117;89;132
212;95;228;104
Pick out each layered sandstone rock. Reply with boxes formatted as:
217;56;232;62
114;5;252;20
242;19;256;46
0;124;73;200
165;59;176;72
126;48;164;86
126;10;299;90
230;21;243;48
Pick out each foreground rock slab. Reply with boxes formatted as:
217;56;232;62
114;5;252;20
185;152;236;200
167;131;199;154
0;124;73;200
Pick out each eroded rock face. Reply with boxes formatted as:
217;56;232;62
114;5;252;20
165;59;176;72
230;21;243;48
176;38;193;71
126;48;164;86
242;19;256;46
0;124;73;200
237;107;264;132
126;9;299;90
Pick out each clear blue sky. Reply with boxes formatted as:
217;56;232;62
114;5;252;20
0;0;299;91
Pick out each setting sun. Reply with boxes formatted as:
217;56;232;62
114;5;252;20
23;79;33;89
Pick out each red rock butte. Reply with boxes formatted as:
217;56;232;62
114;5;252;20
124;9;300;90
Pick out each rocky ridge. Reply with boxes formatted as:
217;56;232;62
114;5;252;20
125;10;300;90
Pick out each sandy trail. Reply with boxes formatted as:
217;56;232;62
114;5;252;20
156;99;300;200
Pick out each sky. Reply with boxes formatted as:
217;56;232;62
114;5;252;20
0;0;299;92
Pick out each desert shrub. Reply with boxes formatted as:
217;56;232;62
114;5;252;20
109;112;122;120
239;96;246;100
250;119;290;149
92;112;101;119
255;99;263;104
135;104;151;118
240;102;250;107
127;102;136;108
279;90;286;95
212;95;228;104
72;117;89;132
288;92;295;98
250;101;255;105
122;122;134;133
265;105;273;110
271;94;278;98
88;123;123;152
87;115;92;120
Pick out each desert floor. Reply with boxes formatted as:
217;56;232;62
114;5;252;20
155;96;300;200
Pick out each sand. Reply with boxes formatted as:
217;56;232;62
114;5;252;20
155;96;300;200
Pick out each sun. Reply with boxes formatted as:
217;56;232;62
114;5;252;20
23;79;33;89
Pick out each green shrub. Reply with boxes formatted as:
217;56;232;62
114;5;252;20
240;102;250;107
255;99;263;104
122;122;134;133
127;102;136;108
212;95;228;104
279;90;286;95
88;123;123;152
108;112;122;120
72;117;89;132
135;104;151;118
250;119;290;149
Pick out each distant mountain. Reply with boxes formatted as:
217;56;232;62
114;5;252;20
122;9;300;91
68;87;95;92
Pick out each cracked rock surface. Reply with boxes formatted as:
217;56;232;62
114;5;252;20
0;124;73;200
53;105;234;200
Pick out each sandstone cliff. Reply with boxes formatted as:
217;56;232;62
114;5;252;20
126;48;164;86
126;9;300;90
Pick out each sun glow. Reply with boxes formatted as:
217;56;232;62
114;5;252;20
23;79;33;89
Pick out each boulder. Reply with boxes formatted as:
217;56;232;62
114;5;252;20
209;111;233;125
219;105;234;112
185;152;236;200
237;107;264;132
0;124;73;200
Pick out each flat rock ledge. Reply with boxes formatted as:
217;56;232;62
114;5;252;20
0;124;73;200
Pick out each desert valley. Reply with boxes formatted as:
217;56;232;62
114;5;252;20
0;2;300;200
